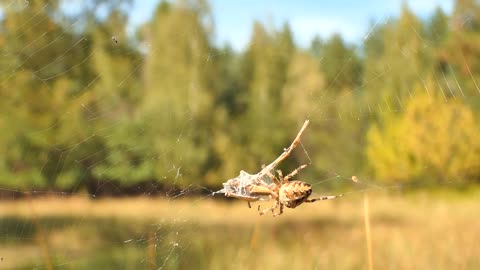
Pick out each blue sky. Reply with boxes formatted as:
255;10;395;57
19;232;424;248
129;0;453;50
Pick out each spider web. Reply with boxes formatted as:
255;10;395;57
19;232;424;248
1;0;479;269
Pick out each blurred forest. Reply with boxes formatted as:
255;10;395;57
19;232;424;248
1;0;480;195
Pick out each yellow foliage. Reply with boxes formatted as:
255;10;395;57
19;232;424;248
367;87;480;183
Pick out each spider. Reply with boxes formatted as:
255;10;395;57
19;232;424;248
221;120;343;216
238;164;342;216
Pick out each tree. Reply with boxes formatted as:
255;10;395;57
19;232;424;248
382;4;430;102
140;0;215;186
451;0;480;31
315;33;362;92
426;7;449;47
440;0;480;99
229;21;296;174
0;0;92;189
86;9;148;188
309;35;324;60
367;81;480;183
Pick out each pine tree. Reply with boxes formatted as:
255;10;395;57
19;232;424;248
317;33;362;92
140;0;215;186
427;7;449;47
0;0;91;189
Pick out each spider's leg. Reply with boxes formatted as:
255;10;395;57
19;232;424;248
248;201;252;208
305;194;343;203
265;170;281;185
257;204;266;213
257;190;279;215
273;203;284;217
284;164;308;182
258;199;279;216
276;169;284;183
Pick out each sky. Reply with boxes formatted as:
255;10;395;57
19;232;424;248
128;0;454;50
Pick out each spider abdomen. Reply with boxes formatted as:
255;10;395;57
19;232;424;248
279;181;312;208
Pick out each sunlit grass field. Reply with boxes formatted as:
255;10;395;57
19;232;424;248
1;190;479;269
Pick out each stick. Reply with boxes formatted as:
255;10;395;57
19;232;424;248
258;120;310;178
364;194;373;270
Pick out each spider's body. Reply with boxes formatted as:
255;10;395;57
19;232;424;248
253;167;342;216
279;180;313;209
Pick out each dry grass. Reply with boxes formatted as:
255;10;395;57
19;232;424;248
0;191;479;269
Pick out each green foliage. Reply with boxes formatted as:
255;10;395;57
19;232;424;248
87;9;146;186
426;7;449;47
314;34;362;92
375;5;431;103
231;21;295;172
0;1;91;189
139;0;215;186
1;0;480;193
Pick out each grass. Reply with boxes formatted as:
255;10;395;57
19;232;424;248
0;190;479;269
